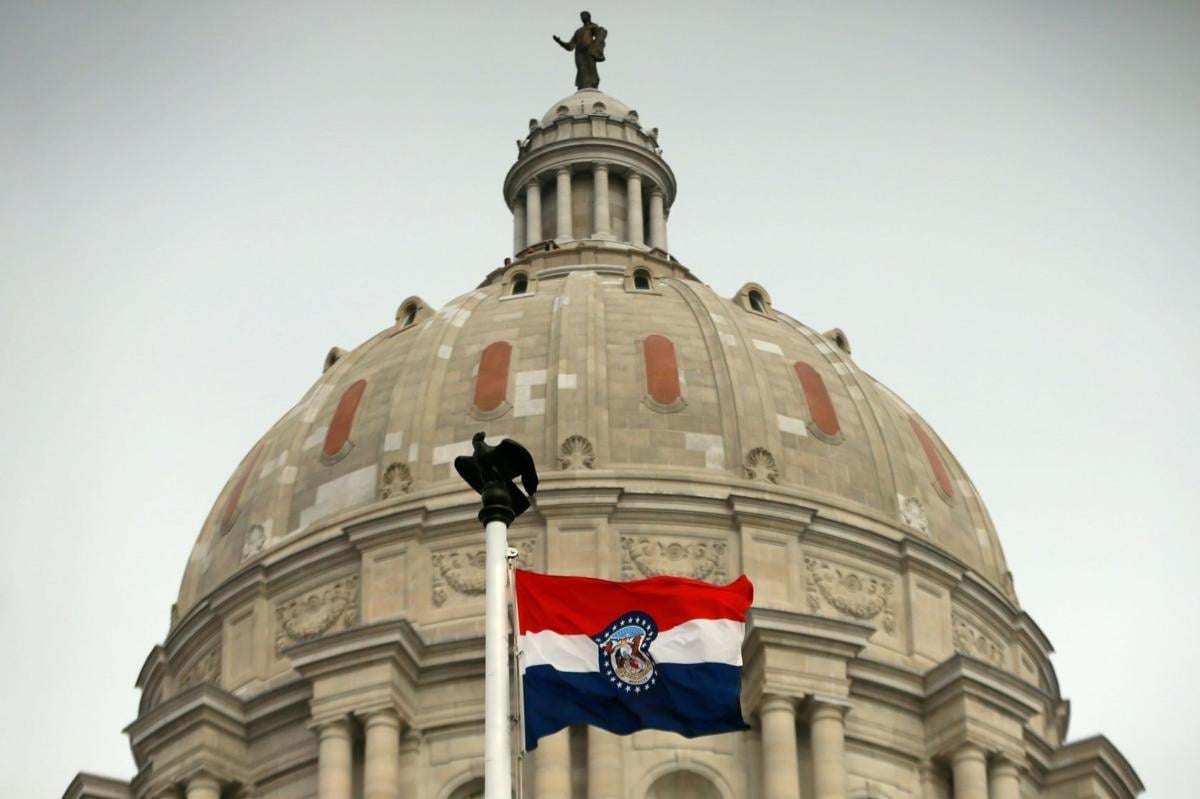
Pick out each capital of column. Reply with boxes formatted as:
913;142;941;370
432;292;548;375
759;693;797;715
806;696;852;722
313;715;353;739
555;165;573;177
989;756;1022;777
363;707;401;732
591;160;610;173
648;185;665;198
952;742;988;767
526;176;542;190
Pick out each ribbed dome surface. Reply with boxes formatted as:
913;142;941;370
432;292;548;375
540;88;636;126
178;256;1011;618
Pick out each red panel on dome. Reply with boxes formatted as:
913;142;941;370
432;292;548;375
474;342;512;412
323;379;368;457
644;335;682;405
794;362;840;438
909;417;954;498
220;444;263;532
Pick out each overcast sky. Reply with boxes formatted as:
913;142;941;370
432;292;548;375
2;2;1197;796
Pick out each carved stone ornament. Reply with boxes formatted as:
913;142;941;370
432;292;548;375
898;494;929;534
380;461;414;499
241;523;266;563
952;613;1005;666
179;645;221;688
621;536;728;583
559;434;596;470
805;557;896;634
743;447;779;483
432;539;536;607
275;575;360;652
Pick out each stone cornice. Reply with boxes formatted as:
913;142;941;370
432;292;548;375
62;772;130;799
123;684;249;787
924;655;1042;721
742;608;873;709
1048;735;1145;798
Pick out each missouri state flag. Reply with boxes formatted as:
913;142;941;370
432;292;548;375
514;569;753;750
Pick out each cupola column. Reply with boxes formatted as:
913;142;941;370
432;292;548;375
809;699;849;799
989;757;1022;799
317;718;354;799
648;186;667;251
535;728;571;799
760;694;801;799
185;774;221;799
591;161;613;239
364;709;401;799
525;178;543;245
555;167;573;242
512;199;526;254
626;171;644;247
587;727;623;799
951;743;989;799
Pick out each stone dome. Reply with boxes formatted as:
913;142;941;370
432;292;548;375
178;257;1012;618
540;88;638;126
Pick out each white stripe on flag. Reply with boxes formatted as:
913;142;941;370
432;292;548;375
653;619;744;666
520;618;745;673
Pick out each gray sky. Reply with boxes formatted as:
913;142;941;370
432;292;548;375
1;2;1197;796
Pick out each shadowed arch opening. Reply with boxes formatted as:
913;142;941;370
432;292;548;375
646;770;722;799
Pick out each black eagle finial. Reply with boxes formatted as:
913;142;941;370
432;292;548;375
454;432;539;522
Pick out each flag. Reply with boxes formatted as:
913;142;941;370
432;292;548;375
514;569;753;751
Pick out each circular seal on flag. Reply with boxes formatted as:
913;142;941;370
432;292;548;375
595;613;658;693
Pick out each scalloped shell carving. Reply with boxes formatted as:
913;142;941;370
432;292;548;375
898;494;929;534
743;448;779;483
380;462;413;499
621;536;728;583
559;435;596;470
275;576;359;652
805;557;896;634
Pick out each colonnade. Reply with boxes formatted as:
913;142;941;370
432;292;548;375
512;163;667;253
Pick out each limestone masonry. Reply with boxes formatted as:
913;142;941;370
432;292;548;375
65;87;1143;799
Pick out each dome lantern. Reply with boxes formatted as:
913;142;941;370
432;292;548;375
504;88;676;256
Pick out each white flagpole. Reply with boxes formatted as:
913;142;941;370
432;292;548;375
483;514;512;799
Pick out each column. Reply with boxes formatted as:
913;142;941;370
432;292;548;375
989;757;1021;799
364;709;401;799
591;162;612;239
587;727;622;799
525;178;542;245
317;718;354;799
951;743;989;799
760;694;800;799
626;171;644;247
810;700;849;799
535;727;571;799
513;200;526;254
398;729;422;798
648;187;667;251
185;774;221;799
555;167;573;241
917;760;940;799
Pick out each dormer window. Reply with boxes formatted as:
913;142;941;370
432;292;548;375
511;273;529;296
401;304;418;327
748;291;766;313
633;269;652;291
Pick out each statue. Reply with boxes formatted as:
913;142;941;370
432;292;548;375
454;432;539;521
553;11;607;91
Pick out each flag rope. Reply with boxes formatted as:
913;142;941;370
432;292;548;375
508;552;526;799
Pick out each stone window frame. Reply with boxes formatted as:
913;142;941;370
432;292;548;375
624;265;662;295
733;282;775;320
393;296;432;333
499;269;538;301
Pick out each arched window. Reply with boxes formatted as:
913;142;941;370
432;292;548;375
646;771;722;799
401;304;418;326
748;290;766;313
633;269;652;291
449;778;484;799
511;273;529;296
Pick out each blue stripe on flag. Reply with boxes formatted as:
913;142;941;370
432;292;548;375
522;662;748;750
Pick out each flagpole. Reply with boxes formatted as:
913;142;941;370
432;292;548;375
481;490;514;799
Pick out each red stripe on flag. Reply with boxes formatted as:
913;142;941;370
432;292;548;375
515;570;753;635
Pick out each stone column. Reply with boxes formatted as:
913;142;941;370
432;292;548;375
760;694;800;799
525;178;543;245
648;187;667;251
364;709;401;799
951;743;989;799
989;757;1022;799
626;171;644;247
555;167;573;242
535;728;571;799
591;162;612;239
810;700;849;799
587;727;622;799
185;774;221;799
917;760;939;799
398;729;422;798
513;199;526;254
317;718;354;799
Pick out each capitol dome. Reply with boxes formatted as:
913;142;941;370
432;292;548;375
66;86;1142;799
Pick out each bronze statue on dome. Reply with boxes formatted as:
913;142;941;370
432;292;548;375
553;11;607;90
